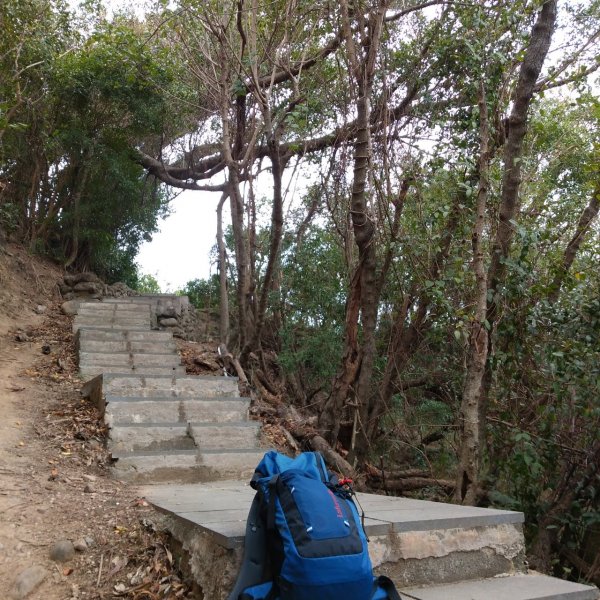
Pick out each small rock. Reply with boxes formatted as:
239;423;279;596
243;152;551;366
157;306;177;318
194;354;220;371
84;483;95;493
159;317;178;327
73;281;102;294
73;538;88;552
64;272;100;286
15;332;29;342
140;518;157;532
61;300;80;316
84;536;96;547
82;474;96;482
10;565;48;599
36;506;48;514
58;282;72;296
50;540;75;563
34;305;47;314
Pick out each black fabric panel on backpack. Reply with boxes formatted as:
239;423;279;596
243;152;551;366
373;575;403;600
314;453;328;482
264;476;285;579
275;477;363;558
226;495;269;600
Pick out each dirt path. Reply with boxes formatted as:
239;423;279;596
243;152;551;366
0;246;192;599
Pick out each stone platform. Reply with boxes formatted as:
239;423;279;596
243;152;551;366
140;481;598;599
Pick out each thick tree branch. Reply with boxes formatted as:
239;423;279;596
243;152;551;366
548;184;600;303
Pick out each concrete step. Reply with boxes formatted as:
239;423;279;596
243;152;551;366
73;322;151;333
78;302;152;313
78;339;177;353
102;297;156;304
79;352;181;367
101;374;240;398
76;314;151;324
139;482;536;599
108;421;260;452
399;573;598;600
105;396;251;425
109;423;196;452
81;365;186;378
103;295;184;304
189;422;260;449
111;449;264;483
77;329;174;342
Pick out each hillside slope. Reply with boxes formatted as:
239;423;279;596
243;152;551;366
0;244;191;599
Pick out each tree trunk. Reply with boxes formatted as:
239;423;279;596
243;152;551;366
320;0;387;457
486;0;558;317
250;142;284;351
454;80;490;505
64;158;92;269
216;191;230;348
228;172;252;350
478;0;558;477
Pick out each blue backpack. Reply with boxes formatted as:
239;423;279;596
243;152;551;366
228;451;402;600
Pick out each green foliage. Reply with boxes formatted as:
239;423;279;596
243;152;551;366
0;202;20;234
0;0;188;280
136;273;162;294
178;275;220;310
277;226;347;392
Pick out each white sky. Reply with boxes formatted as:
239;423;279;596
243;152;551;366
136;190;220;291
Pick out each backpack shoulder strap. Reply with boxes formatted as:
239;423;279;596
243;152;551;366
227;493;267;600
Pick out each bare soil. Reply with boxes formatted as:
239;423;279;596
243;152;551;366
0;243;192;599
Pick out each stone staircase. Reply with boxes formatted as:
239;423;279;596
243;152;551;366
75;298;599;600
76;298;263;483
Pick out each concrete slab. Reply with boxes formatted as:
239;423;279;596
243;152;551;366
103;296;176;303
141;481;524;550
74;323;151;332
78;329;174;342
356;495;524;531
80;352;181;367
400;573;599;600
112;449;264;483
75;317;151;326
78;340;177;353
189;422;261;449
78;304;151;313
81;365;186;378
109;423;196;452
101;374;240;398
106;397;251;425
